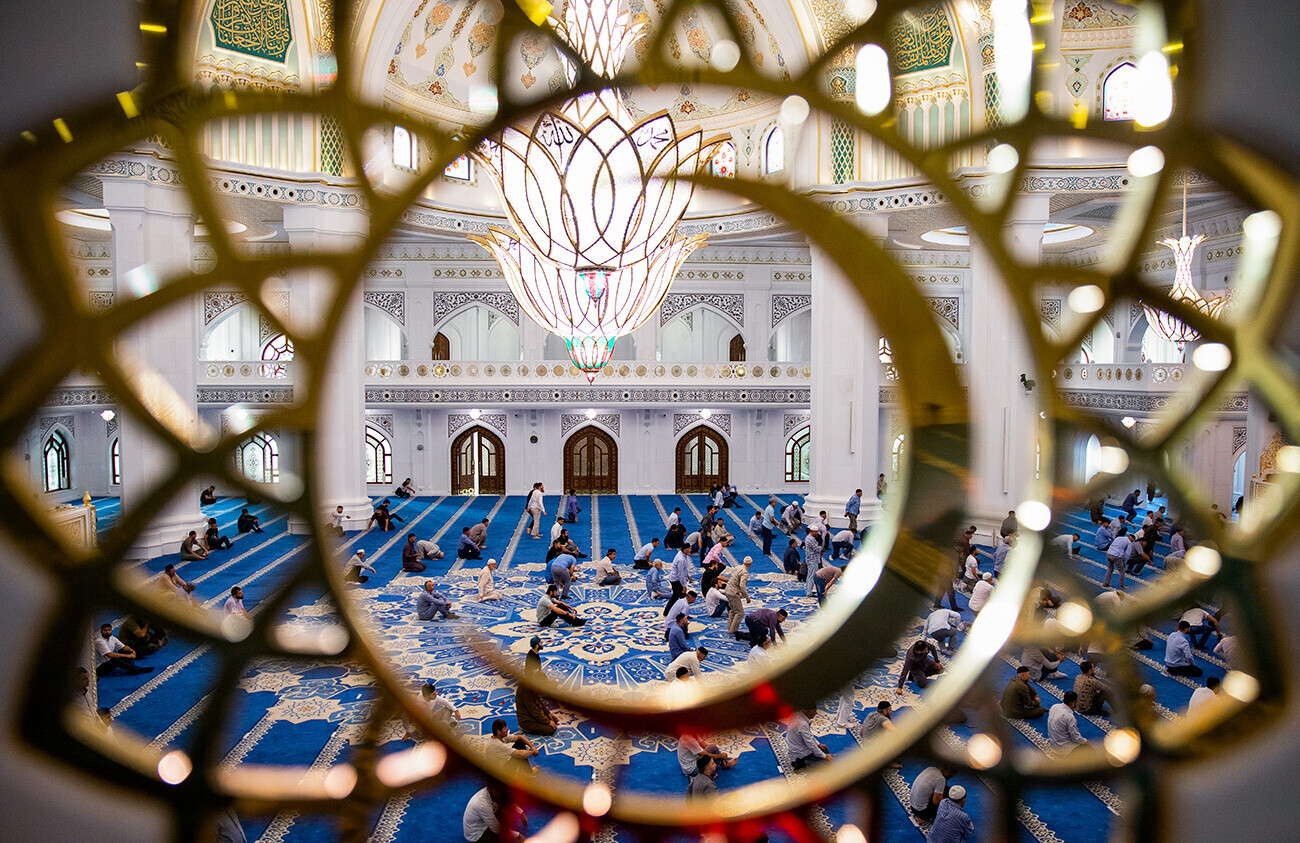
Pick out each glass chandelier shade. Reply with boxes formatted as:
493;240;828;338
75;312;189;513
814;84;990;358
469;0;714;380
1141;179;1227;353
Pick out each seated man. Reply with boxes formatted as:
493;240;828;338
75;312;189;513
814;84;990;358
861;700;896;739
478;718;540;773
536;583;585;627
908;765;953;822
663;522;687;549
401;533;426;573
1165;620;1204;677
456;527;483;560
968;572;996;613
477;559;504;601
704;583;729;618
344;549;374;583
644;559;670;601
677;729;737;777
594;548;622;586
782;538;802;576
668;612;692;662
416;580;458;620
1020;641;1066;681
633;537;659;569
1073;660;1110;716
179;531;207;562
784;709;832;769
747;510;763;538
93;623;153;677
237;507;263;533
462;783;526;843
117;614;166;657
468;518;490;549
927;786;973;841
200;485;217;506
896;639;944;692
415;538;444;561
160;563;196;602
204;517;232;551
1047;691;1089;753
1000;665;1048;719
394;478;416;499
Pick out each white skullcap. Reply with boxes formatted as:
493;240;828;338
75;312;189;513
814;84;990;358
743;556;753;564
948;785;966;801
487;558;498;566
982;572;993;581
1139;684;1155;696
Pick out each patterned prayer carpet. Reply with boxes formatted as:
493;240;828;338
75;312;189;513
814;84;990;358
82;491;1227;842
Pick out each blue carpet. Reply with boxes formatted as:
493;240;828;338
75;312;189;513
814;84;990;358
81;494;1231;841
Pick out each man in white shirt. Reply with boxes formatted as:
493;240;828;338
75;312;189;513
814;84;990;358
747;638;772;667
477;559;503;601
664;646;708;680
462;784;522;843
633;537;659;569
1093;590;1153;651
1047;692;1088;752
93;623;153;676
666;507;682;529
344;549;374;583
224;586;247;616
704;583;729;617
1214;635;1239;668
1187;675;1221;715
924;608;964;654
676;731;736;777
960;553;981;591
1180;606;1222;649
662;592;697;636
549;516;566;545
525;483;546;538
830;528;856;561
1051;532;1081;557
594;548;622;586
968;573;995;613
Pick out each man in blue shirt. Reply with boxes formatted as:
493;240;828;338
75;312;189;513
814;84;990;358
1094;518;1113;552
668;612;691;661
1104;529;1132;589
550;553;577;599
1122;488;1143;519
644;559;669;601
844;488;863;537
761;497;779;556
1165;620;1204;677
665;544;693;612
456;527;482;560
926;786;973;843
993;534;1014;574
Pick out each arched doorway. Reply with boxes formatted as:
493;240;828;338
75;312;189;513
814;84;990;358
564;426;618;494
676;425;728;493
451;426;505;495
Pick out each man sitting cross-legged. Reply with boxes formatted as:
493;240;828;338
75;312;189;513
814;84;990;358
416;580;459;620
536;583;585;627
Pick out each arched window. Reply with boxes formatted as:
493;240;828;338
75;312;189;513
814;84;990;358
729;333;746;362
260;333;294;378
365;427;393;485
878;337;893;363
1103;62;1138;121
710;141;736;179
764;127;784;174
393;125;415;169
1084;434;1101;481
891;433;906;480
236;432;279;484
445;154;472;181
110;438;120;486
785;427;810;482
432;331;451;361
43;429;70;492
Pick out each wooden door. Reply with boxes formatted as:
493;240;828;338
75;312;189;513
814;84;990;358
676;425;727;493
563;426;618;494
729;333;746;361
450;426;505;495
432;331;451;361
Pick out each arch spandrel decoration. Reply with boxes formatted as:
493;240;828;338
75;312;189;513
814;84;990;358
0;0;1297;839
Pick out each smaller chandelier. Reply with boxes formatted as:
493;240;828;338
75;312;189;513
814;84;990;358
1141;177;1227;353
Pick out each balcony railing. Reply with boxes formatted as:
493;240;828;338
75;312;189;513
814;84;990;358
199;360;294;383
362;360;812;385
1056;363;1188;392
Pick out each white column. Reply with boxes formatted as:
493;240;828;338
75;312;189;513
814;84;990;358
967;194;1048;533
283;204;372;532
103;177;203;560
805;214;887;529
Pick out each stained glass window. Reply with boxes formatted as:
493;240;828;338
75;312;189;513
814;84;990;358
260;333;294;378
710;141;736;179
366;427;392;485
110;438;120;486
445;154;472;181
236;432;279;484
393;126;415;169
785;427;810;482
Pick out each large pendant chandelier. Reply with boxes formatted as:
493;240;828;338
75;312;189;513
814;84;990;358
470;0;711;381
1141;176;1227;353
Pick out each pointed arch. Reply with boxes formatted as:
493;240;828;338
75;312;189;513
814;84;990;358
365;426;393;485
43;429;71;492
236;431;279;484
451;425;505;495
764;125;784;174
564;426;618;494
676;425;728;493
785;425;810;483
110;437;121;486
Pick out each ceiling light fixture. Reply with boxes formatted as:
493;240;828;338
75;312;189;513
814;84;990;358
470;0;716;382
